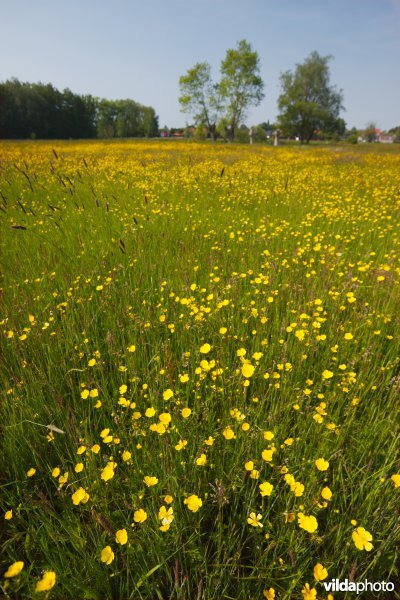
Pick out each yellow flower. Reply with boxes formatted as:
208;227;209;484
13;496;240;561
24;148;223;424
145;407;156;417
259;481;274;497
101;463;115;481
237;348;246;357
127;345;136;352
75;462;84;473
313;562;328;581
158;505;174;525
159;412;172;424
163;389;174;400
245;461;254;471
247;512;263;527
72;487;89;505
115;528;128;545
181;407;191;418
196;453;207;466
223;426;236;440
184;494;203;512
164;495;173;504
122;450;132;461
4;561;24;578
315;458;329;471
100;546;114;565
301;583;317;600
344;332;353;340
175;439;188;451
263;588;275;600
81;389;89;399
264;431;274;441
261;447;276;462
298;512;318;533
200;343;211;354
91;444;100;454
143;475;158;487
88;358;96;367
27;468;36;477
119;384;128;395
77;445;87;454
322;369;333;380
133;508;148;523
241;363;255;378
290;481;304;497
321;486;332;500
352;527;373;551
204;436;215;446
5;509;13;520
36;571;56;592
391;473;400;488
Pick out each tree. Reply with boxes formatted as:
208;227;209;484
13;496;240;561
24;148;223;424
179;62;222;141
219;39;264;141
277;51;344;143
364;121;377;143
178;40;264;141
0;78;156;139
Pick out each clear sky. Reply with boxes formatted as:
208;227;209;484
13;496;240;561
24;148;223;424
1;0;399;130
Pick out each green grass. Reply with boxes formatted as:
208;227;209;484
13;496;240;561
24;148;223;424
1;140;399;599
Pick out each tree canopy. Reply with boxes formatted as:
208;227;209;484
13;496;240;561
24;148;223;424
0;79;159;139
178;62;222;141
179;40;264;141
277;51;344;143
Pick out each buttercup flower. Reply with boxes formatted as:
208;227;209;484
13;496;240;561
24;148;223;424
184;494;203;512
100;546;114;565
352;527;373;551
36;571;56;592
4;561;24;578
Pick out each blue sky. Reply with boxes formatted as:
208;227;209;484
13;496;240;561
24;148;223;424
1;0;399;130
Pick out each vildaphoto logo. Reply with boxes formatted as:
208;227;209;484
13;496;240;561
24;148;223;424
323;579;395;594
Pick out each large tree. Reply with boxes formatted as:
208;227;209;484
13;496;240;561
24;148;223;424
178;40;264;141
219;39;264;141
178;62;222;141
277;51;344;143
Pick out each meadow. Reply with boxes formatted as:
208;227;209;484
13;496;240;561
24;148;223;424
0;140;399;600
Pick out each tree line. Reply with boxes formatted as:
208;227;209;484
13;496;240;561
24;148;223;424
179;42;346;143
0;79;159;140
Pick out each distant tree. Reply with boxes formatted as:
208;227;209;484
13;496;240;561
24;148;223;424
179;62;222;140
345;126;360;144
194;123;207;141
258;121;275;134
97;100;118;138
142;106;159;137
179;40;264;142
364;121;377;143
321;116;346;140
235;124;250;143
251;124;268;142
219;40;265;141
0;78;156;139
388;125;400;142
277;51;344;143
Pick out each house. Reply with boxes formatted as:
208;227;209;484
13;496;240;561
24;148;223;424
377;132;394;144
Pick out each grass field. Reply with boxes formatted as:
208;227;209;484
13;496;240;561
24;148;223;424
1;140;399;599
